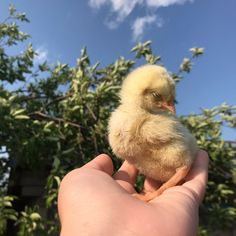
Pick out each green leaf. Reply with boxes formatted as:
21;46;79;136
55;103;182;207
53;157;60;169
21;211;27;217
3;201;12;207
43;127;51;133
91;62;100;72
190;47;204;57
71;105;81;111
32;221;37;230
44;121;54;129
16;12;30;22
9;94;18;102
14;115;30;120
145;54;161;64
30;212;41;221
11;108;26;116
3;196;15;201
33;120;41;125
54;176;61;186
46;136;60;142
180;58;192;73
39;62;50;71
9;4;16;15
62;147;75;155
8;214;18;221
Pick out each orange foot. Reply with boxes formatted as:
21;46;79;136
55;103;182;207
133;165;190;202
133;191;161;202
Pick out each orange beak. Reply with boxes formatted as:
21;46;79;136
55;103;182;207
161;100;176;114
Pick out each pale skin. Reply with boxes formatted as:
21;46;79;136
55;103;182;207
58;150;209;236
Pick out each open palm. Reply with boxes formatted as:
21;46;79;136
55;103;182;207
58;150;208;236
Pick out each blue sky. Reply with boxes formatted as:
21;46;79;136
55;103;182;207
0;0;235;140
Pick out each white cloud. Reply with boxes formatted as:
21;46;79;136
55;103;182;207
88;0;194;39
132;15;163;41
146;0;193;8
89;0;142;28
35;46;48;64
89;0;107;9
110;0;142;21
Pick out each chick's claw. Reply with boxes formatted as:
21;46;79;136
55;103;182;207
132;191;162;202
132;193;151;202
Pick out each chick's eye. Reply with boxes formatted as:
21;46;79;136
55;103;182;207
152;92;162;100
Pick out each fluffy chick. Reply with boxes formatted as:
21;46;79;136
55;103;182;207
108;65;198;201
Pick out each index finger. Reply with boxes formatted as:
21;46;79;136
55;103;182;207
82;154;114;176
113;161;138;193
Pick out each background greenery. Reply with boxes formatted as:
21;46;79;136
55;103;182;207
0;5;235;235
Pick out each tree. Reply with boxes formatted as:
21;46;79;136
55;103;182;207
0;5;236;235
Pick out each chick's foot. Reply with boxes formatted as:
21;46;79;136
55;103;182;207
133;166;190;202
132;191;161;202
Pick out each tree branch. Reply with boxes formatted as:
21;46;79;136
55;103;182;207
44;93;72;108
28;111;85;129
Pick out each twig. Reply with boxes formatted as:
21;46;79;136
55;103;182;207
28;111;85;129
45;94;72;108
85;104;97;121
20;95;48;101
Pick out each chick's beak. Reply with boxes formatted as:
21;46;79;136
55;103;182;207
161;100;176;114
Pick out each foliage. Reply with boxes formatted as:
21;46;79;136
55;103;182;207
16;206;44;236
0;5;236;235
0;194;18;235
181;105;236;234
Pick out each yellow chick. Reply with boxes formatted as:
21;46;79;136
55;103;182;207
108;64;198;201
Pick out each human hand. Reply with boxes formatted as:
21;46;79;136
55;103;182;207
58;150;208;236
